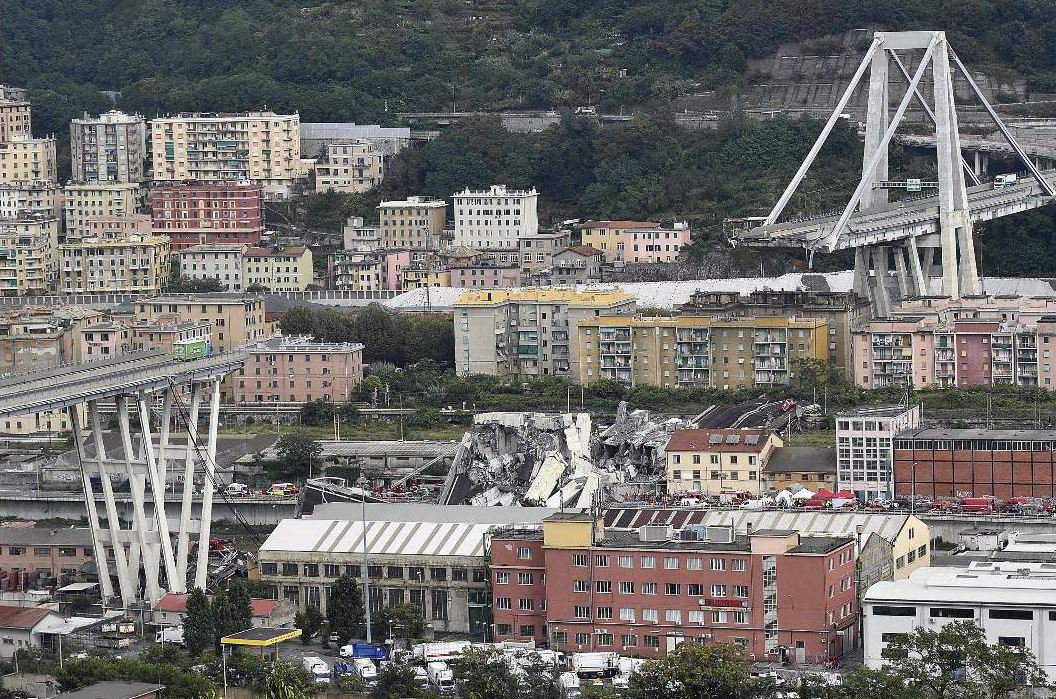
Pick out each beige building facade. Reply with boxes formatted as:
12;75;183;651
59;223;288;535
58;215;170;294
132;296;266;353
0;138;57;185
314;141;383;193
0;100;31;142
0;182;62;220
243;246;313;292
177;243;248;291
666;428;783;495
70;110;147;184
453;185;538;250
0;214;58;295
377;197;446;250
63;182;144;240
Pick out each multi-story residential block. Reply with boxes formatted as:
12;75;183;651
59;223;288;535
58;215;170;294
70;110;147;183
132;296;266;353
401;264;451;291
0;528;94;584
619;222;690;264
0;182;62;219
579;220;654;261
453;185;539;250
835;405;922;502
518;230;571;274
150;181;265;250
0;137;57;185
577;316;828;389
78;321;131;362
342;215;381;250
527;246;603;286
177;243;248;291
377;197;447;250
455;289;636;379
665;428;783;495
234;335;364;404
328;250;384;290
243;246;313;292
893;427;1056;500
449;260;520;289
491;512;858;660
63;182;144;241
864;563;1056;682
0;214;59;295
680;290;869;380
314;141;384;193
149;112;301;198
0;98;31;142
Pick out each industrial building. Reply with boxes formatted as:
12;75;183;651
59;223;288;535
255;504;559;635
836;405;922;502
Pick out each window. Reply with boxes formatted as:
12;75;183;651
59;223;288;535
620;581;635;594
33;547;49;556
520;598;535;611
999;637;1026;647
8;548;24;556
495;597;511;610
642;583;657;595
387;566;404;578
552;631;567;645
575;633;590;646
261;562;278;575
990;609;1034;620
596;580;612;593
303;564;319;577
686;558;702;571
518;572;534;585
642;609;658;622
688;610;705;624
368;565;383;578
430;589;449;620
573;554;589;566
453;568;468;582
664;557;679;569
873;606;917;616
517;547;532;560
521;625;536;638
688;584;704;596
618;555;633;568
665;583;681;595
596;633;613;646
733;611;747;624
595;555;609;567
574;580;589;593
918;544;928;558
324;564;341;577
496;572;510;585
712;611;728;624
596;607;613;620
711;585;727;597
430;567;447;581
644;635;660;648
640;556;656;569
574;606;590;619
621;634;637;647
733;585;749;598
497;624;512;636
711;559;726;571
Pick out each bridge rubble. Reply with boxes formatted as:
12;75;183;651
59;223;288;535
440;402;690;507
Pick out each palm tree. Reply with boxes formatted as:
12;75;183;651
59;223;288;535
262;661;316;699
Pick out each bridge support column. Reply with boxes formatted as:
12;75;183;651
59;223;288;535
193;377;222;591
70;406;114;604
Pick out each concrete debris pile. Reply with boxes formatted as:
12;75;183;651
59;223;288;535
442;402;689;507
595;402;692;484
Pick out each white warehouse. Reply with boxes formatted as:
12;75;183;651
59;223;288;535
864;562;1056;680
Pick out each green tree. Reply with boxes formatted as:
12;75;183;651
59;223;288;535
184;588;216;657
246;282;270;293
327;574;365;645
221;581;254;636
168;275;226;293
373;602;426;641
300;399;336;426
452;647;519;699
625;642;754;699
274;430;323;479
862;620;1050;699
261;660;319;699
295;604;324;645
55;656;214;699
373;659;420;699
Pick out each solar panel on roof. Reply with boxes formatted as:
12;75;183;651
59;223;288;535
726;434;740;444
709;434;722;444
745;434;760;445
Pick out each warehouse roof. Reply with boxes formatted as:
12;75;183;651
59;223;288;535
263;519;500;558
308;502;564;525
765;447;837;475
0;527;93;547
865;562;1056;607
896;427;1056;441
315;440;459;459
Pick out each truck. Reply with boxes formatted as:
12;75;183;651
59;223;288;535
558;671;581;699
426;660;455;694
155;626;184;645
302;656;330;685
411;640;472;663
340;641;389;660
173;338;213;361
613;657;646;688
571;652;619;679
962;496;998;513
352;658;378;683
994;173;1018;188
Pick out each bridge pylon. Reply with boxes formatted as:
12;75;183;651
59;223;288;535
737;30;1056;311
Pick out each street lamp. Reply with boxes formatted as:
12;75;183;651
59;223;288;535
358;475;373;643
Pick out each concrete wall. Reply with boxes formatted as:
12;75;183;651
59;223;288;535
0;493;296;526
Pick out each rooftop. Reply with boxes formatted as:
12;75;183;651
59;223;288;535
309;502;565;525
378;197;445;208
221;627;302;647
896;427;1056;441
454;288;634;307
247;334;363;353
836;405;917;418
55;682;165;699
765;447;837;475
581;220;656;230
244;246;307;257
667;428;771;453
454;185;537;197
865;562;1056;606
313;440;459;459
154;592;280;618
0;527;93;547
178;244;247;254
563;245;602;257
0;605;55;630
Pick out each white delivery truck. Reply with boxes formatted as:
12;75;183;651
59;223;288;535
155;626;184;645
353;658;377;683
559;671;581;699
302;656;330;684
427;660;455;694
572;652;619;679
412;640;472;662
994;173;1018;188
613;657;646;688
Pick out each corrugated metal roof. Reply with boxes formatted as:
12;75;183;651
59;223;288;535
261;519;498;558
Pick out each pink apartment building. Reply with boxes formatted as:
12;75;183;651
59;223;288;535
621;222;691;263
383;250;411;290
234;335;365;404
151;181;265;250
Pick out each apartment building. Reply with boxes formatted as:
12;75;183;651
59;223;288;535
835;405;922;502
150;181;265;250
78;321;131;362
491;513;857;661
453;185;539;250
0;214;59;295
243;246;313;292
892;427;1056;500
377;197;446;250
576;316;829;390
342;215;381;250
314;141;384;193
149;112;301;197
764;447;839;493
449;260;521;289
128;319;212;355
234;335;364;404
578;221;654;261
132;296;266;352
328;251;384;290
0;528;94;584
0;182;62;220
70;111;147;183
0;137;57;185
454;289;636;379
621;222;691;263
0;99;31;142
63;182;144;240
864;563;1056;682
401;264;451;291
527;246;603;287
518;230;571;274
58;215;170;294
665;428;783;496
177;243;248;291
680;290;869;380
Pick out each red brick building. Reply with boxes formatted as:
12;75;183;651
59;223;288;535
490;513;856;664
150;181;265;250
894;427;1056;499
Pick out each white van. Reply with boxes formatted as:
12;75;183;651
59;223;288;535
225;483;249;497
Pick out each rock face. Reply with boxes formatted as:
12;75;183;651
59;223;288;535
441;402;693;508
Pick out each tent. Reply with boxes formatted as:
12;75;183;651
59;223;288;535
791;488;815;501
814;488;836;500
775;489;794;507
